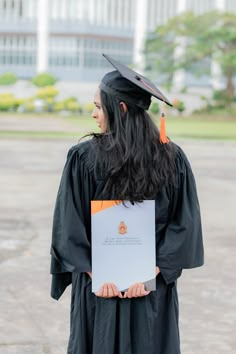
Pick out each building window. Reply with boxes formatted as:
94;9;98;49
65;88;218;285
0;35;36;66
49;36;79;67
19;0;23;17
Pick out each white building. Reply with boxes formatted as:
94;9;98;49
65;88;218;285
0;0;235;85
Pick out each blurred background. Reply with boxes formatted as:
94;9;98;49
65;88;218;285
0;1;236;353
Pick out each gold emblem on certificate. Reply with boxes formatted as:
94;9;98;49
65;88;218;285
118;221;127;234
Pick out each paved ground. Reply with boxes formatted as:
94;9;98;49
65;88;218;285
0;116;236;354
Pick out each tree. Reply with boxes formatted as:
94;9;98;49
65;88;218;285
32;73;57;87
146;11;236;102
0;72;17;85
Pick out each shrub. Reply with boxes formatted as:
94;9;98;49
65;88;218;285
37;86;59;99
66;101;80;112
176;101;185;113
53;101;66;112
64;97;80;112
64;96;77;104
0;73;17;85
194;90;236;114
172;98;185;114
45;97;54;105
32;73;57;87
83;103;94;114
24;100;36;112
212;89;232;108
15;98;25;107
149;102;160;115
0;93;21;111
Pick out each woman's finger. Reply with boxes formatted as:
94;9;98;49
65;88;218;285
111;283;123;298
156;266;160;276
96;283;123;298
127;284;137;298
123;288;130;298
131;284;138;297
95;285;104;297
118;291;123;298
140;284;150;297
111;283;118;297
144;290;151;296
124;283;143;298
135;283;150;297
108;285;114;297
127;286;134;298
136;283;142;297
140;283;146;296
141;283;151;296
103;283;108;297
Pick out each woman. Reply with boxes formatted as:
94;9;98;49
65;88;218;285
50;54;204;354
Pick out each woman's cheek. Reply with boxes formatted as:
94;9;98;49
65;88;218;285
102;122;107;133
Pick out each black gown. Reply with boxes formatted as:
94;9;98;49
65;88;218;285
50;139;204;354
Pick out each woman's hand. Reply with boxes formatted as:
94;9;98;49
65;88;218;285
123;282;150;298
86;271;92;279
95;283;123;298
90;267;160;299
156;266;160;276
123;267;160;299
87;273;122;298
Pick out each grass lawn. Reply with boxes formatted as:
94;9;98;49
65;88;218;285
0;113;236;140
163;117;236;140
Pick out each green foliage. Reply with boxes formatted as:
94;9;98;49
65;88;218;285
146;11;236;102
176;101;185;113
32;73;57;87
64;97;80;112
0;93;22;111
194;105;236;116
45;97;54;106
52;97;81;113
0;93;15;111
172;98;186;114
64;96;77;104
0;72;17;85
83;102;94;113
212;90;232;107
37;86;59;99
66;100;80;112
0;89;81;114
24;99;36;112
53;101;66;112
149;102;160;114
195;90;236;114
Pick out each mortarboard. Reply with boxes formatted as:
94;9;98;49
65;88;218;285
100;53;171;144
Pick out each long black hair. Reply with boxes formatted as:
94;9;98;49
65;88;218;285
90;89;177;200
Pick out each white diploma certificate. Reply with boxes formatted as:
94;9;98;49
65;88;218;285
91;200;156;293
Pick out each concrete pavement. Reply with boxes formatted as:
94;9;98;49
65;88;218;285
0;117;236;353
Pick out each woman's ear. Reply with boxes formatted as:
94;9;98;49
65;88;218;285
120;102;128;114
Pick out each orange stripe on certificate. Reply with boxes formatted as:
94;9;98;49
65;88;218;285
91;200;122;215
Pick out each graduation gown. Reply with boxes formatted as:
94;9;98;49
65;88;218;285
50;139;204;354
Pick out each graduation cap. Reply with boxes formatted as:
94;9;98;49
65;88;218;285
100;53;171;144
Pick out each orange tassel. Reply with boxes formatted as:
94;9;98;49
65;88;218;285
159;112;169;144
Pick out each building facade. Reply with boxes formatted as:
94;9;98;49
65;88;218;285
0;0;236;83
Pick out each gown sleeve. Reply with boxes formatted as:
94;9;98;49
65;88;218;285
50;143;94;300
156;146;204;284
